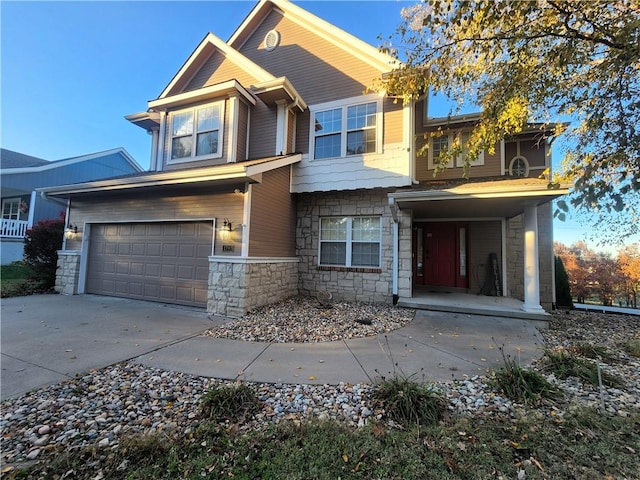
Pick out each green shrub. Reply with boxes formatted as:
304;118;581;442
23;216;64;289
200;383;261;422
373;375;446;427
554;255;573;308
542;348;624;387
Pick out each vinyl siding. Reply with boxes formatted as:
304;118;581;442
415;139;502;182
286;110;296;154
65;189;244;256
504;139;548;175
247;167;296;256
248;101;277;159
237;100;249;162
238;9;382;106
383;99;403;144
185;52;261;92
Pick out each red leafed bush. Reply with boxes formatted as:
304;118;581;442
23;216;65;289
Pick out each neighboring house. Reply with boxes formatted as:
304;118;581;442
42;0;569;318
0;148;143;264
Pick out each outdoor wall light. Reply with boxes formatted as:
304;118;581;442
223;218;233;232
64;224;79;240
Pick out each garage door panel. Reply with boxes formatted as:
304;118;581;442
87;222;212;308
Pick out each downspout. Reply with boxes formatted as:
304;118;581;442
389;197;399;305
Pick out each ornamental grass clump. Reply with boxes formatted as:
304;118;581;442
200;383;261;423
542;347;624;388
490;344;561;405
373;375;447;427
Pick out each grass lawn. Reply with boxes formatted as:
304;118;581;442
0;262;37;297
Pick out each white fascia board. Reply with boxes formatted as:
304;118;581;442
245;153;302;179
149;80;256;110
252;76;307;111
0;148;143;175
389;185;571;203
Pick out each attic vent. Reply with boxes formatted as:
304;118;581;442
264;30;280;51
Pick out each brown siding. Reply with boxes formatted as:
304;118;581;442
248;167;296;257
185;52;260;91
468;221;502;294
238;10;381;105
383;99;403;145
296;110;310;154
237;100;249;162
504;139;548;176
67;189;244;256
415;139;502;182
248;101;277;159
287;110;296;153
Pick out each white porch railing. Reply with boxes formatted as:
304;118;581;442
1;219;29;238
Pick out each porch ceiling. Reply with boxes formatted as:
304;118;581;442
390;178;571;219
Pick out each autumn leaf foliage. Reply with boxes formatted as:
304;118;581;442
379;0;640;238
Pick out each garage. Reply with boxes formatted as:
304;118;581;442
86;221;213;307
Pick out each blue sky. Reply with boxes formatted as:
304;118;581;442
1;1;636;251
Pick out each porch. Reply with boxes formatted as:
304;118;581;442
1;219;29;238
398;287;550;328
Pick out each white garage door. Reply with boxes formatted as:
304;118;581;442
86;222;213;307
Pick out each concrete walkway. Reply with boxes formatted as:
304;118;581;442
1;295;544;400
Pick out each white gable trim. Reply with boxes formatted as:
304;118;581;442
150;80;256;111
0;148;142;175
159;32;276;100
228;0;398;73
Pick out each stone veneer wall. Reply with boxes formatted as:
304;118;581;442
506;203;553;310
208;257;299;318
55;250;81;295
296;189;411;303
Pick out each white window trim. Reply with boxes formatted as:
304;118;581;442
168;100;225;164
509;156;530;177
309;94;383;161
427;131;485;169
318;216;382;268
2;198;21;220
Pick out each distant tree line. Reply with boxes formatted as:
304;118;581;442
555;241;640;308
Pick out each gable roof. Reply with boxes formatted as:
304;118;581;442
0;148;143;175
228;0;398;73
0;149;49;169
159;32;276;100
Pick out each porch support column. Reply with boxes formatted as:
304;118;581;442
388;197;399;304
521;204;545;313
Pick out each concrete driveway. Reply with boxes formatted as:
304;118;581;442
1;294;213;400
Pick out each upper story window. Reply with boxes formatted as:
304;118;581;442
170;101;225;163
319;216;381;267
427;131;484;169
311;95;382;160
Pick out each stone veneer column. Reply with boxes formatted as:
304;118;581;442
208;257;299;318
55;250;81;295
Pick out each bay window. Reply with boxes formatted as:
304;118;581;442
170;101;224;162
319;216;381;267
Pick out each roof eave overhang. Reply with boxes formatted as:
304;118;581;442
251;76;307;111
39;154;302;198
149;80;257;111
125;111;161;130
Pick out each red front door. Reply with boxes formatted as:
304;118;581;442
413;222;469;288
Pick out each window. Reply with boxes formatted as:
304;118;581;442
170;101;224;162
2;198;20;220
319;216;381;267
509;156;529;177
312;97;381;160
427;131;484;169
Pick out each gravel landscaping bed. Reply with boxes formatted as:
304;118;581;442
203;296;415;342
2;305;639;466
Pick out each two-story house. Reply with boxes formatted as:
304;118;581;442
43;0;568;318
